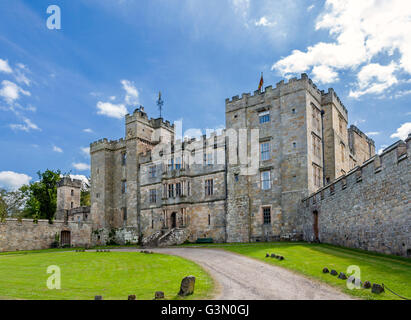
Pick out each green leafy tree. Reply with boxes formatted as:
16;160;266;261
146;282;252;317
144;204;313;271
80;177;91;206
0;190;7;222
22;170;61;222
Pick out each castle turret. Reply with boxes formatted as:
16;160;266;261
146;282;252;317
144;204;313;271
56;177;82;220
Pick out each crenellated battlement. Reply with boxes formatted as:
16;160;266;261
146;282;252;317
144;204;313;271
125;107;174;130
321;87;348;117
225;73;325;111
348;125;375;146
90;137;126;153
303;136;410;206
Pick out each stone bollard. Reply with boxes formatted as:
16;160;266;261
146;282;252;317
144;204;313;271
371;284;384;294
338;272;347;280
178;276;196;297
363;281;371;289
155;291;165;300
271;254;276;258
278;256;284;261
330;270;338;276
265;253;270;258
128;295;136;300
94;295;103;300
323;267;329;274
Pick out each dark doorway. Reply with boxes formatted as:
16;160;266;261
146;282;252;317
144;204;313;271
313;211;319;242
61;230;71;247
171;212;177;229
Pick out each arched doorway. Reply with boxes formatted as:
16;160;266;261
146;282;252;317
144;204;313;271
313;211;319;242
61;230;71;247
171;212;177;229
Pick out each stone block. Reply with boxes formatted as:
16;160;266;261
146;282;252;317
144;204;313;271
178;276;196;296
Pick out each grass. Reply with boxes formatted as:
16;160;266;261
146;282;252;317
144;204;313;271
0;251;214;300
216;242;411;300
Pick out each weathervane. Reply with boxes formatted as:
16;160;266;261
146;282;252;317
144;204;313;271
157;91;164;118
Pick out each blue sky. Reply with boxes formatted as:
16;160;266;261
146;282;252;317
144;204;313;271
0;0;410;189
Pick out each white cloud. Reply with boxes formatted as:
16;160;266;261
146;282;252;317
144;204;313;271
0;171;32;190
272;0;411;96
349;62;398;98
255;17;277;27
312;65;339;84
72;162;90;171
81;147;90;157
121;80;139;105
0;80;30;104
83;128;93;133
390;122;411;140
0;59;13;74
395;89;411;99
231;0;250;19
378;145;388;154
9;118;41;132
365;132;380;136
96;101;128;119
53;145;63;153
307;5;315;12
353;119;366;126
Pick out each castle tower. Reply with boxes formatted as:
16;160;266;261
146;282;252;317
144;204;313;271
90;107;174;234
225;74;325;242
56;177;82;220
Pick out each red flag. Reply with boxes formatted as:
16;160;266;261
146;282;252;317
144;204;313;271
258;73;264;92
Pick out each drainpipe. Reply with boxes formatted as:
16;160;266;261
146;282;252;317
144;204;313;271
321;110;326;186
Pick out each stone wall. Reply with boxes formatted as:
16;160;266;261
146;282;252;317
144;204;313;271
300;136;411;257
0;219;92;252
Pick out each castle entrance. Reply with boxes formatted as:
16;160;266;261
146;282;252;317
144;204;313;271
61;230;71;247
313;211;319;241
171;212;177;229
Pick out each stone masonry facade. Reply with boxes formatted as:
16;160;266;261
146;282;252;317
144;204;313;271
301;137;410;257
1;74;409;256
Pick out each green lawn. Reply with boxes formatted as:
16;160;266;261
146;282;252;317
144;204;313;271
0;251;214;300
219;242;411;300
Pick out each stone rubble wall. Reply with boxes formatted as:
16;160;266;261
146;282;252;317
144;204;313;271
300;137;411;257
0;219;92;252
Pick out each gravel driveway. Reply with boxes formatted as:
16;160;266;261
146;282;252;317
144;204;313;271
115;247;353;300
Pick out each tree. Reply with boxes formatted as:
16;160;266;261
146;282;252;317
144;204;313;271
22;170;61;222
80;177;91;207
0;190;7;222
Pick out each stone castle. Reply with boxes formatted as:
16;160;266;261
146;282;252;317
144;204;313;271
0;74;409;256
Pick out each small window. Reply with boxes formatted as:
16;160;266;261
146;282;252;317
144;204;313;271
234;173;239;182
149;189;157;203
149;165;157;178
261;171;271;190
176;182;182;197
205;179;214;196
122;152;127;166
122;207;127;221
313;164;322;188
122;180;127;194
292;108;296;114
187;181;191;196
96;193;100;199
259;111;270;124
70;202;74;209
293;142;297;148
71;189;74;196
168;184;174;198
263;207;271;225
175;157;182;170
208;214;211;225
260;142;270;161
